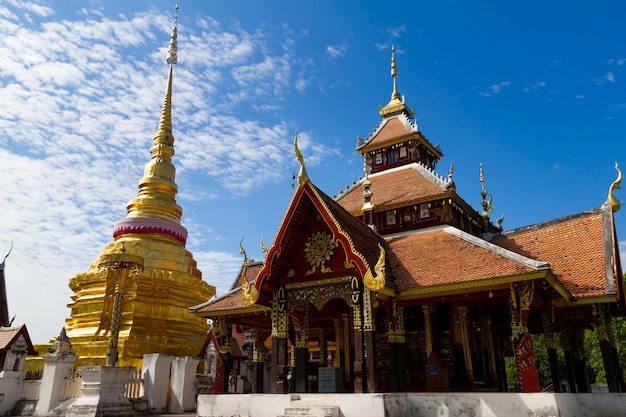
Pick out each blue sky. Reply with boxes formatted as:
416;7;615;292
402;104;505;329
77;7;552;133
1;0;624;343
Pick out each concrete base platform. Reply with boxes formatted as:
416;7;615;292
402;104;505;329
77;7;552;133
197;392;626;417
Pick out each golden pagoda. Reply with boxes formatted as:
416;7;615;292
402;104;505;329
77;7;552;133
65;8;215;368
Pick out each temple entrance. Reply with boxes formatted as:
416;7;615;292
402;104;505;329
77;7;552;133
289;298;354;394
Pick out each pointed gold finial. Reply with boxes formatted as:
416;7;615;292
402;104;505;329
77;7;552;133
260;235;268;254
294;131;309;185
379;46;413;117
391;45;400;100
608;162;622;212
167;4;178;65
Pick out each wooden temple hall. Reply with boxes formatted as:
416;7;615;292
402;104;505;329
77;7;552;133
190;49;625;395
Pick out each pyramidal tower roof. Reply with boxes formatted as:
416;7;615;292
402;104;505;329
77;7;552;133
112;7;188;246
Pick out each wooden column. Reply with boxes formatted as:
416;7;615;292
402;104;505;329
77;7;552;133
271;287;289;394
293;304;309;393
559;316;577;393
388;300;407;392
351;277;364;393
218;318;232;394
342;313;351;385
363;288;377;393
542;308;561;392
571;325;590;393
595;304;626;392
510;282;540;392
252;330;266;393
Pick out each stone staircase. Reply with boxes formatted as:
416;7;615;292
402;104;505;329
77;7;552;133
277;395;340;417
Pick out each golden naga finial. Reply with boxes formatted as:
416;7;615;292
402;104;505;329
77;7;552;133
363;243;386;291
294;131;309;185
241;268;259;306
260;235;268;254
480;163;494;220
608;162;622;212
239;237;249;263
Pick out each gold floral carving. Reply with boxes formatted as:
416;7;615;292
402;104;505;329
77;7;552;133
304;231;335;275
288;282;352;310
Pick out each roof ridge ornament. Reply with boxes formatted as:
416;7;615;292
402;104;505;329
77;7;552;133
294;132;309;185
391;45;400;101
379;46;414;118
608;161;622;212
480;163;494;220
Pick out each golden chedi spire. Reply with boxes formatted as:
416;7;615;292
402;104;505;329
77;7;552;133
66;5;215;369
379;45;414;118
112;4;188;245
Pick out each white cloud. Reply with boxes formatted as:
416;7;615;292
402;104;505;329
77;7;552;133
326;42;348;59
595;71;616;85
479;81;510;97
0;4;343;343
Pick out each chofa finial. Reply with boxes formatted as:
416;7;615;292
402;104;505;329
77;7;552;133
608;162;622;212
294;132;309;186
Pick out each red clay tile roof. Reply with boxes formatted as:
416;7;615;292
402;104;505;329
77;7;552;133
362;117;412;150
493;205;618;299
335;164;449;214
386;226;546;292
0;325;37;355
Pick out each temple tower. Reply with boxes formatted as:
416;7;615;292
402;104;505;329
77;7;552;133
65;8;215;368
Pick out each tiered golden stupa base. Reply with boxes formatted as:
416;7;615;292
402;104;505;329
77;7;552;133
65;236;215;370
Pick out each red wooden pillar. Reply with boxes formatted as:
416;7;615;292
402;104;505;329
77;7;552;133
510;282;540;392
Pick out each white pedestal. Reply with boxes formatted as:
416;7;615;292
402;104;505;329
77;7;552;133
169;356;200;413
66;366;134;417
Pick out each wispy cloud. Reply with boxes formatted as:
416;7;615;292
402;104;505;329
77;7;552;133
326;42;348;59
523;80;547;93
594;71;616;85
479;81;511;97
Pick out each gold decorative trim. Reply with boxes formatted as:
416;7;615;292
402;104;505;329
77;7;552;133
396;271;549;299
285;276;352;290
196;305;270;318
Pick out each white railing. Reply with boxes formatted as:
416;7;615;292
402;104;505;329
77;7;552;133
17;369;146;402
61;373;82;400
18;379;41;400
125;369;144;399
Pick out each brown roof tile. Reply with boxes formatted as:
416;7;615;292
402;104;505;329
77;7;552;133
336;164;447;214
387;227;541;291
364;117;412;149
493;207;615;298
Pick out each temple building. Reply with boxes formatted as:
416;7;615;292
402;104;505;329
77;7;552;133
64;11;215;369
191;48;625;394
